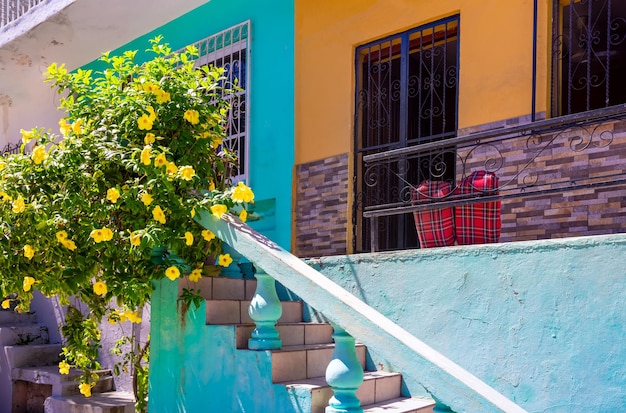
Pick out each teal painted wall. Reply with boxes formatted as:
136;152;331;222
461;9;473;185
82;0;294;250
306;234;626;413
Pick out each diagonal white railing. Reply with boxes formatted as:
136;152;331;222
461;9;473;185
197;211;528;413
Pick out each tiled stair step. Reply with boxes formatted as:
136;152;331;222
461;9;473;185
44;392;135;413
0;310;37;325
271;342;367;383
5;343;64;369
364;397;436;413
0;324;49;345
206;299;303;325
179;276;257;301
236;322;334;349
12;366;114;396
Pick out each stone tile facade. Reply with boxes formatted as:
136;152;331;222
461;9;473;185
458;116;626;242
294;154;349;257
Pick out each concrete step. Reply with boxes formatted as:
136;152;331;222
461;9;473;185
5;343;63;369
281;370;408;413
0;324;49;345
0;310;37;325
271;342;366;383
180;275;257;300
44;391;135;413
236;322;334;349
206;299;303;325
12;366;114;396
363;397;436;413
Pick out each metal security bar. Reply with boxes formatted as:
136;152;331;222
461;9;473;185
353;15;460;252
551;0;626;116
186;21;250;184
0;0;44;28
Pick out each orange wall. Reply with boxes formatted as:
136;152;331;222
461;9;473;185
295;0;549;165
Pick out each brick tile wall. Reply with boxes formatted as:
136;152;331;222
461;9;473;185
294;154;349;257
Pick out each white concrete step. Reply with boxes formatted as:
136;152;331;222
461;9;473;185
206;299;303;325
12;366;114;396
280;370;408;413
180;275;257;300
271;342;366;383
5;343;63;369
236;322;334;349
0;324;49;345
0;310;37;325
363;397;436;413
44;392;135;413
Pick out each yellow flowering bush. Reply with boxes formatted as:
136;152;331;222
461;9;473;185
0;37;255;410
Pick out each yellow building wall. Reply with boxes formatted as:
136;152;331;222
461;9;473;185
295;0;549;165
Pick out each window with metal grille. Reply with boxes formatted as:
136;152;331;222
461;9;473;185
353;16;460;253
551;0;626;116
192;21;250;183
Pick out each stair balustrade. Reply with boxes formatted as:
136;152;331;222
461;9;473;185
247;268;283;350
325;325;364;413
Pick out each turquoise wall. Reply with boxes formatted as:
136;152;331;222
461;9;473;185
306;234;626;413
83;0;294;250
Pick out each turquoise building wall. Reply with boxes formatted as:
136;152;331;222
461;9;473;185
307;234;626;412
83;0;295;250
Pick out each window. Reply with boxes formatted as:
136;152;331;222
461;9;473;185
192;21;250;183
353;16;460;252
551;0;626;116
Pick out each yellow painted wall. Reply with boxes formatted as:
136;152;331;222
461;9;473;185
295;0;549;165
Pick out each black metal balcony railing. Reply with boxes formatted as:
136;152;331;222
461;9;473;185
0;0;45;28
1;142;19;155
358;104;626;251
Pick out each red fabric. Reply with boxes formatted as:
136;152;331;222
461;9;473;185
454;171;501;245
412;181;456;248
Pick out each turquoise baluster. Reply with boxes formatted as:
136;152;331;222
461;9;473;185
326;325;364;413
247;268;282;350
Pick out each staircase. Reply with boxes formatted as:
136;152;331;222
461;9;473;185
0;308;134;413
182;275;436;413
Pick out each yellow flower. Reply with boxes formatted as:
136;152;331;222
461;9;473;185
79;383;92;397
0;160;5;171
1;299;10;309
208;179;216;191
141;192;153;206
138;114;153;130
190;207;196;218
62;239;77;251
23;276;35;292
202;229;216;242
130;231;142;247
93;281;107;296
189;269;202;282
184;232;193;246
72;119;83;135
21;129;35;144
125;310;142;324
165;161;178;175
0;191;11;201
218;253;233;267
231;181;254;203
32;145;47;165
142;82;157;93
140;145;151;165
239;209;247;223
144;133;155;145
152;205;166;224
90;228;113;243
179;166;196;181
155;90;171;103
165;266;180;281
106;188;120;203
23;244;35;260
154;153;167;168
59;118;71;136
210;136;223;149
146;106;157;122
56;231;68;242
12;197;26;213
183;109;200;125
210;204;227;218
58;361;70;375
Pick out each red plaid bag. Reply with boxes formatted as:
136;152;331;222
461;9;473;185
412;181;456;248
454;171;501;245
